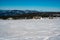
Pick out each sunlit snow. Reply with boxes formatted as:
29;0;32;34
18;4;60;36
0;18;60;40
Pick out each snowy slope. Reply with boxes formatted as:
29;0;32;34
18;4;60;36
0;18;60;40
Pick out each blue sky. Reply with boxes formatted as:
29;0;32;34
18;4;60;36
0;0;60;11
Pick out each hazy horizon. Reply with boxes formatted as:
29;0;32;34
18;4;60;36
0;0;60;12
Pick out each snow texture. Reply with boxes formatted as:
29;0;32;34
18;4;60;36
0;18;60;40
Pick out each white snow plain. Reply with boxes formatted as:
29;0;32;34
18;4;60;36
0;18;60;40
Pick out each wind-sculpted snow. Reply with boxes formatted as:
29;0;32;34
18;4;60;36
0;18;60;40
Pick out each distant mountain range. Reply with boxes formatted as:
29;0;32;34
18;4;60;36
0;10;39;16
0;10;60;19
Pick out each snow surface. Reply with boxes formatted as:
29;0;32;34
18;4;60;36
0;18;60;40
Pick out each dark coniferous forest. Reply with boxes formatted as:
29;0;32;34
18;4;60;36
0;10;60;19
